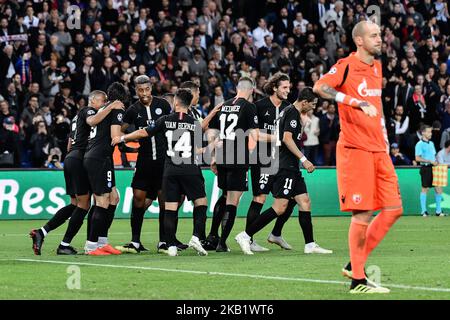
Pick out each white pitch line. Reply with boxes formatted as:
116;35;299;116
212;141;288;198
0;231;192;237
5;258;450;294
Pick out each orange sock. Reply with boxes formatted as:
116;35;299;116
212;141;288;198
349;218;369;280
364;207;403;259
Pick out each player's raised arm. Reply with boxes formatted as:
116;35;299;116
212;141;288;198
201;102;223;131
86;98;124;127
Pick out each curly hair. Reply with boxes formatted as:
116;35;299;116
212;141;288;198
263;72;290;95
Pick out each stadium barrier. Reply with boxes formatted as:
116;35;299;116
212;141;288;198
0;168;447;220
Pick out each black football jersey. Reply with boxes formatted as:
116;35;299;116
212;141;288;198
277;105;304;172
209;97;258;168
122;97;171;161
84;106;124;159
145;112;203;176
255;96;291;167
66;107;93;159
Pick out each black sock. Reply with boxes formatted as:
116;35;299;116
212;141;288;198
131;204;146;243
193;205;207;240
42;204;76;234
351;278;367;288
88;206;108;242
98;204;116;238
86;205;95;240
209;194;226;237
62;207;89;244
159;208;165;243
219;204;236;245
298;211;314;244
245;201;263;236
271;199;296;236
246;207;278;237
164;210;178;246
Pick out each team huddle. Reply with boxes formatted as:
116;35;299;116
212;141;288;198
29;21;403;294
29;74;331;258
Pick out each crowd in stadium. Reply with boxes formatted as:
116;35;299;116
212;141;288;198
0;0;449;168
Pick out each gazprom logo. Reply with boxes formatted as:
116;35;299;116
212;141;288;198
357;78;382;97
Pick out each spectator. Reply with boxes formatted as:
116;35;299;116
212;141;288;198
252;18;273;49
409;84;436;132
0;115;20;167
437;140;450;165
44;147;64;169
319;103;339;166
30;121;57;167
188;49;207;77
20;95;40;141
393;105;410;149
320;0;344;30
390;142;412;166
303;108;320;164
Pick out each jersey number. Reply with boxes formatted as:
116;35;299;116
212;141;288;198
219;113;238;140
89;126;97;139
283;178;293;190
166;131;192;158
71;122;77;144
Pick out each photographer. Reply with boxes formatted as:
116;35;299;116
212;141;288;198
45;147;63;169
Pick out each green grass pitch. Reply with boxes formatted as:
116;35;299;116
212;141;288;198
1;216;449;300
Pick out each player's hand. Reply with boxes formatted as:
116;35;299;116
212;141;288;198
303;160;315;173
432;161;438;166
210;157;218;175
110;100;125;110
111;135;123;146
211;102;223;115
359;102;378;117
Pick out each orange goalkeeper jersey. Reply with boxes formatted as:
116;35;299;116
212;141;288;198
316;52;387;152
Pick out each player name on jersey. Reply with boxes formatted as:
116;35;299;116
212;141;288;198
165;121;197;131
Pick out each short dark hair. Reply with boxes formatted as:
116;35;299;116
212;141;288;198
175;89;193;108
180;81;200;91
107;82;129;104
420;124;431;133
263;72;290;95
296;87;317;102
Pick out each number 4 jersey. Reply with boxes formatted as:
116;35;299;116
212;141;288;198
146;111;204;176
209;97;259;168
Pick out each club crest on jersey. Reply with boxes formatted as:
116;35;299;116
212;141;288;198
290;120;297;128
328;67;337;75
254;115;258;124
283;189;289;195
155;108;162;115
357;78;382;97
352;194;362;205
117;113;123;122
